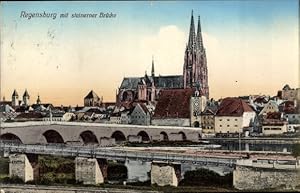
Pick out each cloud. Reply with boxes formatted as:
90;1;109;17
139;25;186;75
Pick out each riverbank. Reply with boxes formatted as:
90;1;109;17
0;184;238;193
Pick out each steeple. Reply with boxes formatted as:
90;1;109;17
196;15;204;51
36;94;41;105
151;55;155;77
187;10;196;50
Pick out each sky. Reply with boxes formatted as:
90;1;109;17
0;1;299;106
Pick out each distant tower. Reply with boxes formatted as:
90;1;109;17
23;89;30;106
36;94;41;105
11;89;19;107
183;11;209;99
151;55;155;77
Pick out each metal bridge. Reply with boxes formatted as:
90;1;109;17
2;140;297;168
1;141;240;167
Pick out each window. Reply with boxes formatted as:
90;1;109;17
219;119;222;121
227;119;230;121
235;119;238;121
264;128;270;130
234;125;238;127
227;125;230;127
220;125;222;127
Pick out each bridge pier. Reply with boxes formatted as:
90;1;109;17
75;157;105;185
151;162;181;187
9;154;35;182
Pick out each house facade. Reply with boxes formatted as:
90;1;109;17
130;103;151;125
215;98;256;134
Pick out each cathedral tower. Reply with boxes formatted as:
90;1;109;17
183;11;209;99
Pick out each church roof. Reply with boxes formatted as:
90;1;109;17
153;88;193;119
216;97;254;117
154;75;183;89
120;75;183;90
85;90;100;99
120;77;140;90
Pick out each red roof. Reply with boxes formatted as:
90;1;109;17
263;112;286;126
266;112;282;120
153;88;193;119
216;97;254;116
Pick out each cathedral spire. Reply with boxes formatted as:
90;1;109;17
151;55;155;77
187;10;196;50
196;15;204;51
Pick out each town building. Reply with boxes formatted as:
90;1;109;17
258;100;279;116
130;103;151;125
278;84;300;102
84;90;103;107
201;104;218;134
214;97;256;134
262;112;288;135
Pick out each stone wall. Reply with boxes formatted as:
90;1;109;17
151;162;178;187
233;165;300;190
9;154;33;182
75;157;104;185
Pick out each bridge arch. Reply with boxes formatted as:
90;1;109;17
137;131;150;142
111;131;126;144
0;133;22;143
160;131;169;141
43;130;64;143
79;130;98;144
179;131;187;141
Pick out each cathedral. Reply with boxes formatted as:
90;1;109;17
116;11;209;104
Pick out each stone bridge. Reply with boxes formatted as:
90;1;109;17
0;121;201;144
